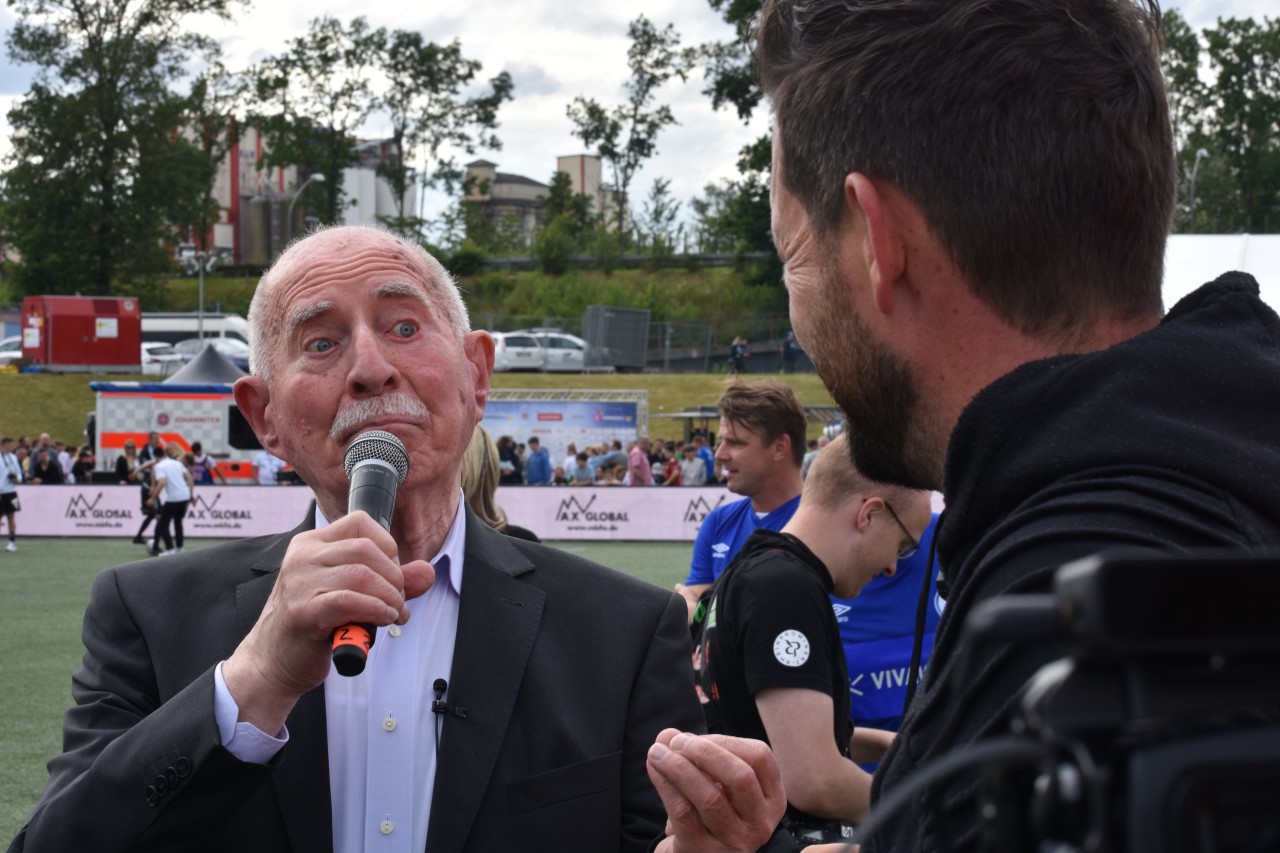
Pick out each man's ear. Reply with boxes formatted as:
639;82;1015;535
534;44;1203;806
232;376;280;455
464;330;496;418
855;494;884;532
846;173;906;316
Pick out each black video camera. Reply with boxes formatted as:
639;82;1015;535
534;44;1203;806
967;552;1280;852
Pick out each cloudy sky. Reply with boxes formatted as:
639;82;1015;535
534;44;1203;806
0;0;1273;227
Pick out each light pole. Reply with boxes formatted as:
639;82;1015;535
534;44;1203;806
287;173;326;243
197;250;206;342
1188;148;1209;233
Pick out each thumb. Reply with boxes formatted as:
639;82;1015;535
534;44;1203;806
402;560;436;601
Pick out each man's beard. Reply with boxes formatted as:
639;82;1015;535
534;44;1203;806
802;262;937;491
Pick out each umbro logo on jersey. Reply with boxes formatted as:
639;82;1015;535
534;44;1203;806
831;603;851;622
712;542;730;558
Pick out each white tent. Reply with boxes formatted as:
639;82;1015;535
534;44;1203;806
1163;234;1280;310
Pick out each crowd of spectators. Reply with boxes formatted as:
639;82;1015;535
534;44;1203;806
0;433;96;485
3;428;734;490
490;431;728;488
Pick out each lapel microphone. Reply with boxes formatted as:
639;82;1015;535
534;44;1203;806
331;430;410;677
431;678;468;718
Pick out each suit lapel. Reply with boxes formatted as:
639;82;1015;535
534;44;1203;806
233;513;335;853
427;514;545;853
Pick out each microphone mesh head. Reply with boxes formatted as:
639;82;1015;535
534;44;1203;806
343;430;410;483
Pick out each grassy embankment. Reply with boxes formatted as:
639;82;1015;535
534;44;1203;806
2;264;830;443
123;263;786;331
0;371;836;449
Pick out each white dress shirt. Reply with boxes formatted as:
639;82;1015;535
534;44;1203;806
214;498;466;853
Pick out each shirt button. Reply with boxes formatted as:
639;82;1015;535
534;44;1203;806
382;717;396;732
388;625;402;638
380;820;395;835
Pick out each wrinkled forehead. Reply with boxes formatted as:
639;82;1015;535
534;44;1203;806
274;232;428;291
265;231;450;326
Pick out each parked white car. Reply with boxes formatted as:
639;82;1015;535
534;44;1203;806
173;337;251;371
491;331;546;372
0;336;21;366
140;342;184;376
520;329;588;372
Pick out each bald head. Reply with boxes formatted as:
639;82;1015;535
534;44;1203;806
804;433;921;514
789;433;932;597
248;224;470;384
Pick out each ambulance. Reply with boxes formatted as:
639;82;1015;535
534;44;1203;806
90;381;264;482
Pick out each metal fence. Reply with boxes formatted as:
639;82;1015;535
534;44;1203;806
473;310;812;374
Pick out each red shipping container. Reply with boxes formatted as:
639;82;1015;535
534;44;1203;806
21;295;142;373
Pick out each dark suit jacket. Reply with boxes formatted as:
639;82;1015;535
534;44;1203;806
9;508;702;852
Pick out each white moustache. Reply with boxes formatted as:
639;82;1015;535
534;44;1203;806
330;393;429;441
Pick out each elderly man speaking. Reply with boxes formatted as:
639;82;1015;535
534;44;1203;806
10;225;702;853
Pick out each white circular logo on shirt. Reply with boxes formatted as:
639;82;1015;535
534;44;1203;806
773;630;811;667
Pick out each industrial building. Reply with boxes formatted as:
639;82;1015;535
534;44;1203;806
194;122;414;267
463;154;624;246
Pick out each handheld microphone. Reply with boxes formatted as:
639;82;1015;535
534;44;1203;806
331;429;411;677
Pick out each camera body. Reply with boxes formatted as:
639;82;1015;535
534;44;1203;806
976;553;1280;852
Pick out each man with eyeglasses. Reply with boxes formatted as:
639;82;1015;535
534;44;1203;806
831;506;942;752
689;434;931;844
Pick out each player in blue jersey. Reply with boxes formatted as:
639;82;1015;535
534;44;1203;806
675;380;807;618
833;514;942;770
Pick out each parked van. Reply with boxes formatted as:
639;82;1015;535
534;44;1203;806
141;312;250;345
90;380;265;482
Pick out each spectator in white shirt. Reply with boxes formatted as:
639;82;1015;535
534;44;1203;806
147;443;194;555
252;448;286;485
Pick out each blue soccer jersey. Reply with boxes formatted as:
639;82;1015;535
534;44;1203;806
685;494;802;586
832;514;943;734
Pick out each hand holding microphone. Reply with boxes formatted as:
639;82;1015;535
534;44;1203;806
331;430;411;676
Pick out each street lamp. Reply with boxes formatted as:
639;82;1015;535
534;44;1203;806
197;250;206;342
287;173;326;242
1188;148;1209;234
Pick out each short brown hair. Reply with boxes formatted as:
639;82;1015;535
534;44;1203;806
757;0;1174;340
718;380;807;466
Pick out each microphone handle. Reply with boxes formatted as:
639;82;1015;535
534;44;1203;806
332;459;400;677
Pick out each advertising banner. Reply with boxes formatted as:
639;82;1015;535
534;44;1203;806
480;400;640;454
17;485;313;539
12;484;734;541
500;486;733;540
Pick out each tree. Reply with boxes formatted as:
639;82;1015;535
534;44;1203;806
377;32;513;239
693;0;780;281
250;15;384;224
533;214;579;275
2;0;243;295
690;173;778;283
637;177;683;258
540;170;596;239
1161;9;1207;154
1202;16;1280;233
700;0;764;122
690;180;738;253
567;16;694;243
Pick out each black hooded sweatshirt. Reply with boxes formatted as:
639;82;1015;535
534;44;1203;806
866;273;1280;852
